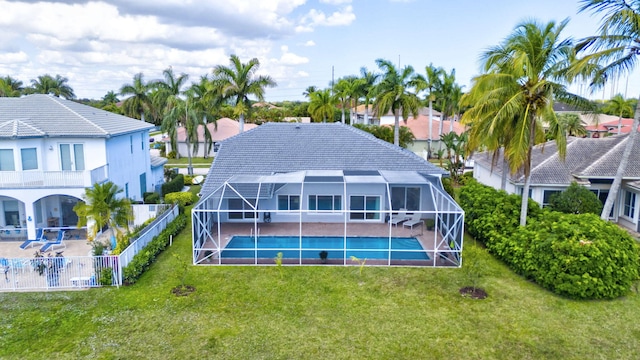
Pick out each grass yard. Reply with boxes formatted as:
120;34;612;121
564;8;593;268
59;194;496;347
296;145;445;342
1;213;639;359
165;157;214;166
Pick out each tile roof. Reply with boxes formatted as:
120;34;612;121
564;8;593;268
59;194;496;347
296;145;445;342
200;122;447;196
175;117;258;142
150;155;168;168
0;94;152;139
402;114;465;140
474;134;640;185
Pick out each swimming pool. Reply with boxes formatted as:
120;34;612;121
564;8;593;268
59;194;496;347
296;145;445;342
221;236;430;260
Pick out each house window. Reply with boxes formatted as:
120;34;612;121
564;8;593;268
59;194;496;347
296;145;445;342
20;148;38;170
623;191;636;219
140;173;147;197
3;200;19;226
130;135;134;154
590;189;614;218
125;183;129;198
60;144;85;170
228;198;256;219
542;190;562;207
309;195;341;212
278;195;300;211
350;195;380;220
141;134;145;150
518;187;533;199
391;187;421;211
0;149;15;171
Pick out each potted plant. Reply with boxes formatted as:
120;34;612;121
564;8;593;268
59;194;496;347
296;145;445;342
425;218;436;231
319;250;329;264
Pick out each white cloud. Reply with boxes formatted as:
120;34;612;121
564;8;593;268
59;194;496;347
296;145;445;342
303;40;316;47
0;51;29;64
320;0;352;4
301;6;356;28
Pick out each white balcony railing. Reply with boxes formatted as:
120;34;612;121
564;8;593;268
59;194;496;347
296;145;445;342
0;165;108;189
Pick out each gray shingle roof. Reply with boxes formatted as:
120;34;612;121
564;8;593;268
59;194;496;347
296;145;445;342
474;134;640;185
0;94;152;139
200;122;447;196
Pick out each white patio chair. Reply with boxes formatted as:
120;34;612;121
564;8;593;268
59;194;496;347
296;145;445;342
402;213;423;229
390;208;410;226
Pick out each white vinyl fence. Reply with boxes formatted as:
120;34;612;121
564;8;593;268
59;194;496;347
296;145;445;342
1;204;179;291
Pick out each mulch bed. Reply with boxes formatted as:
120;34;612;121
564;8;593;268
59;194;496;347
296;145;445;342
459;286;488;299
171;285;196;296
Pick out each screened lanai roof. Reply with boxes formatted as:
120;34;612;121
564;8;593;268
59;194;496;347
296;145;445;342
198;169;458;209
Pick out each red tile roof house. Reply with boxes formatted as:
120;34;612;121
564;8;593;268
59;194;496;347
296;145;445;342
473;133;640;232
586;117;639;137
165;118;258;158
400;114;466;159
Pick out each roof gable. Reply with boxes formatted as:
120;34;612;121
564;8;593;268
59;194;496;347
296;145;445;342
0;94;153;139
200;123;447;195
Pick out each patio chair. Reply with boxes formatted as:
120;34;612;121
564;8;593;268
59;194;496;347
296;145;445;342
19;228;47;250
40;231;66;252
390;208;410;226
402;213;423;229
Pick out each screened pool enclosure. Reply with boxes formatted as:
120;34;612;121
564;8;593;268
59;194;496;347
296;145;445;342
192;170;464;267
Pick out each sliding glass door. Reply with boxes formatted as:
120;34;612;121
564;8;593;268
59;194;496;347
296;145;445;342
349;195;380;220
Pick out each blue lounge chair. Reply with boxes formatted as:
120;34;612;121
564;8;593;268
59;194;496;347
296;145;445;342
40;231;66;252
19;229;46;250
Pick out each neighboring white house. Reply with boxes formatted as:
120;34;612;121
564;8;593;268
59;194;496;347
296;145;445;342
0;94;160;242
474;134;640;232
192;123;465;266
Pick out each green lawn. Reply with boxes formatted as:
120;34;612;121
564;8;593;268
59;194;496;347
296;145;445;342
165;157;214;166
1;215;639;359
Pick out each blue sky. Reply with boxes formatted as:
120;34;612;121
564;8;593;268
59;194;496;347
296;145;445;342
0;0;637;101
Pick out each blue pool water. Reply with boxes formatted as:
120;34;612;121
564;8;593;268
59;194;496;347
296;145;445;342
222;236;429;260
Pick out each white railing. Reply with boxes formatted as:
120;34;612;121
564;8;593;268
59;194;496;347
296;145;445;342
117;204;179;282
0;165;109;188
0;255;119;291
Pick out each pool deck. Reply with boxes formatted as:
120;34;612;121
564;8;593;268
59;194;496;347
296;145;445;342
197;222;459;267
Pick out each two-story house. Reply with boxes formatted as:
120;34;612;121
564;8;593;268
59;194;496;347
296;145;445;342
0;94;161;242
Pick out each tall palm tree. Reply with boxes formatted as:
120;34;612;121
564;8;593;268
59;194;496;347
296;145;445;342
187;76;219;158
163;98;204;175
120;73;152;122
30;74;75;99
333;78;350;124
462;20;580;226
157;66;189;114
373;59;422;146
360;67;380;125
73;181;132;247
605;94;635;134
437;69;464;134
416;64;444;155
576;0;640;220
0;76;23;97
308;89;336;123
212;55;276;133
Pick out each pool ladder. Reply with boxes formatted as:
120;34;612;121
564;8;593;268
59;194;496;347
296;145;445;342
250;227;260;238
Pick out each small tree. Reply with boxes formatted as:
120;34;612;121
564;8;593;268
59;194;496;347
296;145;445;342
549;182;603;215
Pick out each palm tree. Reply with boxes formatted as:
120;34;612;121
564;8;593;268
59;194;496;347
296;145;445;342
576;0;640;220
437;69;464;133
373;59;422;146
212;54;276;133
360;67;380;125
552;113;587;137
102;90;119;105
30;74;75;99
462;20;581;226
157;66;189;113
0;76;23;97
120;73;152;122
605;94;635;134
163;98;204;175
333;78;350;124
302;85;318;99
308;89;336;123
416;64;444;155
73;181;132;247
187;76;219;158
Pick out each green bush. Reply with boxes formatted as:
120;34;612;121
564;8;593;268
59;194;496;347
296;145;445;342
167;150;176;159
183;174;194;186
441;177;455;198
122;214;187;285
548;182;603;215
161;174;184;196
144;192;160;204
165;192;195;207
99;267;114;286
458;179;640;299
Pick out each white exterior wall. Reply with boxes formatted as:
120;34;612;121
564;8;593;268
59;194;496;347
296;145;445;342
473;162;517;193
106;131;151;201
0;137;106;172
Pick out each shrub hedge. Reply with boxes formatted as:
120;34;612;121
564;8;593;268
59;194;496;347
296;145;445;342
122;213;187;285
459;179;640;299
162;174;184;196
164;192;196;212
